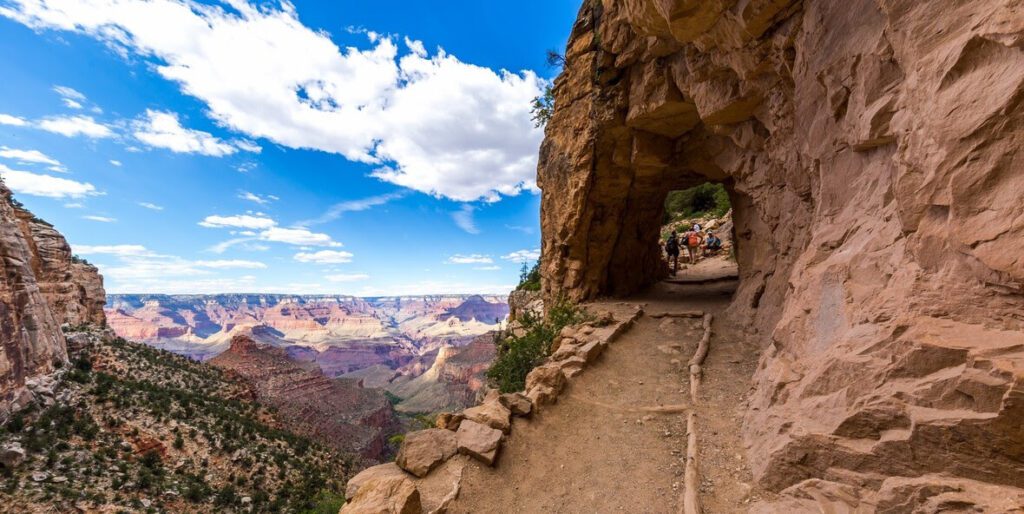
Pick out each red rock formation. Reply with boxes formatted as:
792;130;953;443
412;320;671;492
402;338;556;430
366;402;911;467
0;182;105;416
210;335;400;461
540;0;1024;507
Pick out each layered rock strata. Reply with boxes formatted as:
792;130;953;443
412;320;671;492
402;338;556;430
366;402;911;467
209;335;400;461
0;183;105;417
540;0;1024;507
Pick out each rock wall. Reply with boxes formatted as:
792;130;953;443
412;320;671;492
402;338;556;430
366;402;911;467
541;0;1024;507
0;181;105;418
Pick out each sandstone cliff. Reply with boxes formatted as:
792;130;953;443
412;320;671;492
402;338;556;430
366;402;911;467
540;0;1024;508
0;182;105;418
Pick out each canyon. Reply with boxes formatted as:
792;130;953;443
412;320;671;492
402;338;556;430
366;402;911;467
106;294;508;414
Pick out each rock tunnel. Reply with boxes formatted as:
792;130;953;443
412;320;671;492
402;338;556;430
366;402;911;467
538;0;1024;506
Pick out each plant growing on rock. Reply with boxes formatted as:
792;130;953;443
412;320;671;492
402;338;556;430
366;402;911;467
488;299;589;393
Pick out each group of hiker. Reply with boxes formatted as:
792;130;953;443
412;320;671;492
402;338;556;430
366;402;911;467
664;223;723;273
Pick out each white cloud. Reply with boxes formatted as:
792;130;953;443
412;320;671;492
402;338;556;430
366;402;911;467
62;98;83;109
0;114;28;126
0;147;62;167
326;273;369;282
452;204;479;234
356;281;515;296
506;224;534;234
0;164;100;198
447;254;493;264
110;160;122;166
83;215;116;222
0;0;544;201
73;244;152;256
238;191;278;205
199;214;276;229
194;259;266;269
138;202;163;210
474;265;501;271
261;227;340;247
132;110;250;156
63;202;84;208
294;249;352;264
52;85;85;101
300;191;404;225
502;249;541;262
37;115;113;138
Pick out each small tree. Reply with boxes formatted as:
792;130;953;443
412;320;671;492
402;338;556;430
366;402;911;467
530;86;555;128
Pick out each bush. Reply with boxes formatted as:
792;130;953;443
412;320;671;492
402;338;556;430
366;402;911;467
487;299;589;393
303;490;346;514
664;183;731;224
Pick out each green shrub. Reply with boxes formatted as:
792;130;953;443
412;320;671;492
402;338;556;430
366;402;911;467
663;182;731;225
487;299;589;393
303;490;346;514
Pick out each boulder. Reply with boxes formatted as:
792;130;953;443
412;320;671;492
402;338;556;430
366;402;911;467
524;363;567;406
456;420;503;466
498;393;533;417
395;429;457;478
462;396;511;434
345;462;409;500
435;412;465;431
557;356;588;378
340;474;421;514
0;444;25;469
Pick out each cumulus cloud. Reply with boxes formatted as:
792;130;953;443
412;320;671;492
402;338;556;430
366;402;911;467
474;265;501;271
82;215;116;222
0;114;28;126
294;250;354;264
109;160;122;166
502;249;540;262
0;0;545;201
133;110;253;156
447;254;493;264
37;115;113;138
199;214;276;229
73;244;153;256
0;163;100;198
262;227;340;247
0;147;62;168
138;202;163;210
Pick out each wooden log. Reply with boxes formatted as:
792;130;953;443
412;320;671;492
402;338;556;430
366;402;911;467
687;314;713;367
682;411;701;514
650;310;705;319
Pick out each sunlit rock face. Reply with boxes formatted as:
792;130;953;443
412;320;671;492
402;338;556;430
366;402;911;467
540;0;1024;507
0;182;106;415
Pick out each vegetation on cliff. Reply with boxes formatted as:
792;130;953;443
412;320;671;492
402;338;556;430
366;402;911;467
487;300;589;393
0;329;355;513
663;183;731;224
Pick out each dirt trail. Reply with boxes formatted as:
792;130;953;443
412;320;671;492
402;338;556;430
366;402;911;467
449;257;771;513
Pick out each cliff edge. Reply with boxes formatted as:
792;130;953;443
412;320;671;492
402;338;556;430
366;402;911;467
0;180;106;418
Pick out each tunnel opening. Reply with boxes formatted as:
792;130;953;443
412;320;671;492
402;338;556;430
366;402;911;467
659;181;739;295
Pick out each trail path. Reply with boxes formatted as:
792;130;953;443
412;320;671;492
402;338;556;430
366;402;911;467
449;257;772;513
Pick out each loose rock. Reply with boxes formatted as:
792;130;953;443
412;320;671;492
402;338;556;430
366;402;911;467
395;429;457;478
456;419;503;466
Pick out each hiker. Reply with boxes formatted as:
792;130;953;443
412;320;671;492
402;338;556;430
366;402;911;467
703;231;722;256
683;226;703;264
665;231;680;274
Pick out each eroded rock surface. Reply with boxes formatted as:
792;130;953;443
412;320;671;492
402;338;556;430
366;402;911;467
0;182;105;417
540;0;1024;507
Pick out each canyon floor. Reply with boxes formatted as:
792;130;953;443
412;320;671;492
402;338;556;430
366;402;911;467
449;257;772;513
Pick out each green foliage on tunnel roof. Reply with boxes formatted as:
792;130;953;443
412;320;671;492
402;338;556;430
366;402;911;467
664;183;731;225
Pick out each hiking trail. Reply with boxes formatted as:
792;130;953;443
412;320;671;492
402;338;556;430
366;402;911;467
448;256;774;513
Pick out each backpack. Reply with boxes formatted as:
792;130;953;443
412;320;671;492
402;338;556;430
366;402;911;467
687;232;700;247
666;235;679;252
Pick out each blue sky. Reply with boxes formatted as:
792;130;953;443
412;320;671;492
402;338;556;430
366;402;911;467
0;0;580;295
